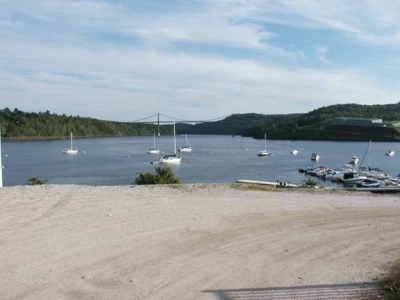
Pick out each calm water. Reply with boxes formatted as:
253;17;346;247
2;135;400;187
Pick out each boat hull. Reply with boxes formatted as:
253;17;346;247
63;149;78;155
159;155;181;164
257;151;271;157
178;147;192;153
147;149;160;154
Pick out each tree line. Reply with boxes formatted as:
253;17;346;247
241;103;400;140
0;107;171;138
2;103;400;140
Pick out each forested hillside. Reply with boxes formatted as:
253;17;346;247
176;113;300;135
242;103;400;141
0;108;169;138
2;103;400;140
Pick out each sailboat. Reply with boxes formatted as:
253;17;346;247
159;121;181;164
357;140;390;180
62;132;78;154
257;133;271;156
178;134;192;152
147;134;160;154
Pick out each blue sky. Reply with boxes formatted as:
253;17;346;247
1;0;400;122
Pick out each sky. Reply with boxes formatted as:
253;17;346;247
1;0;400;123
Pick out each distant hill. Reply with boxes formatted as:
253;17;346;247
176;113;300;135
241;103;400;141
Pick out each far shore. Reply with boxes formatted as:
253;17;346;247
1;135;140;141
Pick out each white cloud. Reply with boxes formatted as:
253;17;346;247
1;0;400;121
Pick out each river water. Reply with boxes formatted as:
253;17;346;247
2;135;400;187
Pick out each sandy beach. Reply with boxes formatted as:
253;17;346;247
1;184;400;299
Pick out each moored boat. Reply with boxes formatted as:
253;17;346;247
291;149;299;155
310;152;320;161
347;155;359;165
178;135;192;153
385;150;395;156
342;171;367;185
147;134;160;154
159;121;181;164
62;132;78;155
356;178;382;188
257;133;272;156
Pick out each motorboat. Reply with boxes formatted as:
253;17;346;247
291;149;299;155
385;150;395;156
323;169;347;181
310;152;320;161
304;166;327;176
347;155;359;165
358;167;390;180
341;171;367;185
389;173;400;184
356;178;382;188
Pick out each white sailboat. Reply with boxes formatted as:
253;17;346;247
147;134;160;154
62;132;78;154
358;140;390;179
178;134;192;152
257;133;271;156
159;121;181;164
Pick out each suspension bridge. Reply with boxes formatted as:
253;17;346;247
129;113;231;135
130;113;230;124
129;113;231;136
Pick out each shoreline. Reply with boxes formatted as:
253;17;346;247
1;135;137;141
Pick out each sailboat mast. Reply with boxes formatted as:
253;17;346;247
368;140;371;168
70;132;73;150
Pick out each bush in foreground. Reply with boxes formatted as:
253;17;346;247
135;166;180;185
28;177;48;185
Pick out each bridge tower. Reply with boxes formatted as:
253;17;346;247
157;113;160;136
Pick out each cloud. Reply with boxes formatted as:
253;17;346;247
1;0;400;122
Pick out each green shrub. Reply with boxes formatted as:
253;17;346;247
302;177;317;188
28;177;48;185
135;166;180;185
